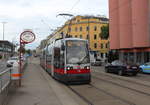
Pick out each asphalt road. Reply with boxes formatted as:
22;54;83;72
5;58;150;105
92;66;150;82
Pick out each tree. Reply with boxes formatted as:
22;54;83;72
18;46;26;54
100;24;109;39
26;49;32;55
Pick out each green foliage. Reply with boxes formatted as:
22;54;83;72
100;24;109;39
18;46;26;54
26;49;32;54
33;50;36;53
0;55;2;59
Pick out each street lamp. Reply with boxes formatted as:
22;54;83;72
1;22;7;40
1;22;7;59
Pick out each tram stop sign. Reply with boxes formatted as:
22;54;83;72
20;31;36;44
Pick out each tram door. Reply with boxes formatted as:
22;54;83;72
53;40;65;78
46;44;53;74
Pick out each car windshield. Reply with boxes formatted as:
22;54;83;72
66;40;90;64
111;60;125;66
9;57;18;60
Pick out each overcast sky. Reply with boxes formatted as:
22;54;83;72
0;0;108;49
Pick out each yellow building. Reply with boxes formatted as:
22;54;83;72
51;15;109;61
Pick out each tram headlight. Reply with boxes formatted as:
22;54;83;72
85;66;90;70
67;67;70;70
66;66;73;70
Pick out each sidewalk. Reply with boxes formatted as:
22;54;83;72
6;58;82;105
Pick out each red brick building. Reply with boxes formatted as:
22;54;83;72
109;0;150;64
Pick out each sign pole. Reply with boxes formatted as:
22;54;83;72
19;30;36;87
19;36;22;86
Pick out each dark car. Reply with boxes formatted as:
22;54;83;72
105;60;139;76
91;59;102;66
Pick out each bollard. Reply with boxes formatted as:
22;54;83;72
11;61;21;86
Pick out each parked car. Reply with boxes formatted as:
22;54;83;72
7;56;19;67
91;59;102;66
105;60;139;76
139;62;150;73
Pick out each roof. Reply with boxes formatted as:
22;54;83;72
61;38;87;41
0;40;14;47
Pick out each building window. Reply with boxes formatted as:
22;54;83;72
80;27;82;31
106;43;108;48
87;34;89;39
94;26;97;31
106;53;108;57
94;34;97;40
77;20;80;22
99;33;101;38
101;44;103;49
94;43;97;48
101;53;103;58
86;26;89;31
75;27;78;32
68;27;71;32
107;42;110;48
80;35;82;38
75;35;77;38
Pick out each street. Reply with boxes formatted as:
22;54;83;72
64;66;150;105
5;57;150;105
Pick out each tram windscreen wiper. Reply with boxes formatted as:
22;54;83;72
77;55;88;65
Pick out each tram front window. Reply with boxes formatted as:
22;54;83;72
66;40;90;64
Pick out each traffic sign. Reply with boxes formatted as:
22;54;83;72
20;31;35;43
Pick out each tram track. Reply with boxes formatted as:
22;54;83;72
134;73;150;82
92;73;150;97
68;84;136;105
88;84;136;105
67;86;94;105
92;71;150;88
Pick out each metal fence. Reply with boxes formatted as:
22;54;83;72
0;68;11;105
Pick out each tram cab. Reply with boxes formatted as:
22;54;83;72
46;38;91;83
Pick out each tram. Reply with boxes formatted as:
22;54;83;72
41;38;91;83
40;48;47;69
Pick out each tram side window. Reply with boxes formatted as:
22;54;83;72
54;40;61;68
54;40;64;69
47;45;52;62
60;43;64;68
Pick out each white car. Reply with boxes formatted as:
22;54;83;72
7;57;19;67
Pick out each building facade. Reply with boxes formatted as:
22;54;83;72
50;15;109;61
0;40;14;59
109;0;150;64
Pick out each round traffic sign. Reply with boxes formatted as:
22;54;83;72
20;31;35;43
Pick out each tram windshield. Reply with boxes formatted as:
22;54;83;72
66;40;90;64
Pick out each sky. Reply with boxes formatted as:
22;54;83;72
0;0;108;49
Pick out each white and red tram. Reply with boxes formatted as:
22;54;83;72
41;38;91;83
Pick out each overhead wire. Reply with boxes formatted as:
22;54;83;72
70;0;81;11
